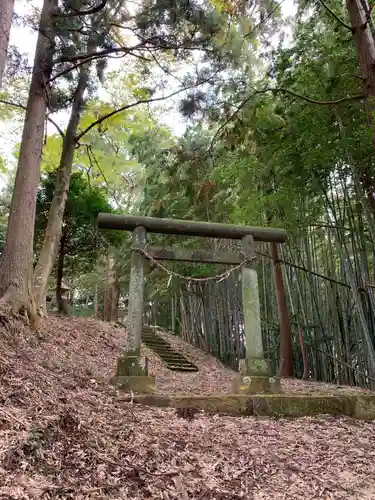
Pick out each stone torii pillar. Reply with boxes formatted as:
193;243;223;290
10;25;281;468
113;226;156;393
235;234;276;393
98;214;287;394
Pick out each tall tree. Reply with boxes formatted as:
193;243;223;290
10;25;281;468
0;0;15;87
33;4;113;311
345;0;375;213
0;0;57;325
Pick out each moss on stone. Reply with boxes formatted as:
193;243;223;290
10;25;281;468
251;395;346;417
110;375;156;394
351;395;375;420
116;393;375;420
133;394;171;407
170;394;249;415
116;353;145;377
233;374;282;395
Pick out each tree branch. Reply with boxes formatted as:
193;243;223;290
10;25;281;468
209;86;364;151
147;50;185;86
51;48;151;83
50;49;133;83
56;39;214;65
85;144;122;208
317;0;353;31
56;45;140;64
209;94;254;152
257;86;364;104
45;115;65;138
75;92;181;142
54;0;107;18
0;99;65;138
75;75;217;142
245;0;286;38
0;98;27;112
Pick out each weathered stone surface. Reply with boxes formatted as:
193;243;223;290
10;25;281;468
116;353;144;377
240;237;270;380
171;395;250;415
242;266;265;369
351;395;375;420
252;395;347;417
126;226;146;353
239;357;270;377
269;377;282;393
233;375;282;394
117;393;375;420
110;375;156;393
236;375;271;393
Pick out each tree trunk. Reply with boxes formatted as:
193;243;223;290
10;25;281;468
347;0;375;99
0;0;56;325
93;282;98;317
56;229;71;316
270;242;293;377
33;61;91;311
298;326;310;380
346;0;375;212
171;294;176;333
0;0;15;87
103;253;119;322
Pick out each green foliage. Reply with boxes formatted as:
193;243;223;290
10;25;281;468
35;171;122;279
3;0;375;384
113;0;374;311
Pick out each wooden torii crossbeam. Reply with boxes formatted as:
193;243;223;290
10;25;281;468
98;213;287;242
98;213;287;394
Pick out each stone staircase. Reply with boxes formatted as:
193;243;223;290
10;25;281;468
141;326;199;372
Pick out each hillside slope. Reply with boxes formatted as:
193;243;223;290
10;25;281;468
0;316;374;499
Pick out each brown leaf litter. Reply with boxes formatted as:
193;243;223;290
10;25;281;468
146;328;374;397
0;315;374;499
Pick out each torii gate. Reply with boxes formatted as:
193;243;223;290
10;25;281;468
98;213;287;394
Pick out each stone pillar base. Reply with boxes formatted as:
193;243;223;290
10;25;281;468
111;352;155;394
116;352;146;377
110;375;156;393
233;375;282;394
239;357;269;377
234;358;282;394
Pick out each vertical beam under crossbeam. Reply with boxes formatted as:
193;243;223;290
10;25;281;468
126;226;147;355
241;234;269;377
113;226;155;393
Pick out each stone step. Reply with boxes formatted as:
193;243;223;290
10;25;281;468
140;329;199;373
141;336;167;343
166;365;199;372
163;360;196;367
161;359;195;366
142;340;171;348
165;364;197;370
162;357;197;365
143;345;174;353
142;343;175;350
158;354;187;360
141;338;172;347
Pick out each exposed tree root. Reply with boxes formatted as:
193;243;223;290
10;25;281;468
0;283;42;332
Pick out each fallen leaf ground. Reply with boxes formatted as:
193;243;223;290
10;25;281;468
0;316;374;499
